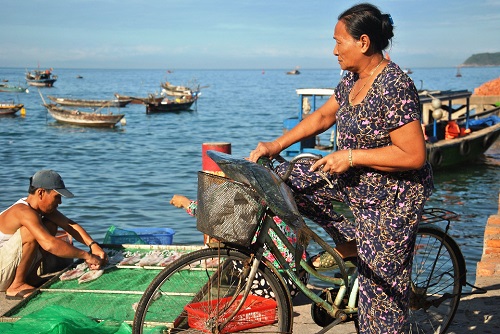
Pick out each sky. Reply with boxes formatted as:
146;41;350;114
1;0;499;70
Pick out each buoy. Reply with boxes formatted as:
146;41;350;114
202;142;231;172
120;117;127;126
20;107;26;116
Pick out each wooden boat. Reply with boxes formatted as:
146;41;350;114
282;88;500;169
48;95;132;108
0;103;24;116
0;83;28;93
25;68;57;87
145;97;196;113
114;93;163;105
160;81;200;98
43;104;125;127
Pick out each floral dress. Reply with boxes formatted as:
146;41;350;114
276;61;433;333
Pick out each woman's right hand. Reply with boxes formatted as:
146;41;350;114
248;141;282;162
170;195;191;210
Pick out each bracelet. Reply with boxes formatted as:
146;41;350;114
348;149;353;168
88;241;98;249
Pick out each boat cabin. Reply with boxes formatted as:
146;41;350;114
282;88;500;168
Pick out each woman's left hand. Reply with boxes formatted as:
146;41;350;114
310;150;351;174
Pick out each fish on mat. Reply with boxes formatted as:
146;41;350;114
78;269;104;284
60;262;88;281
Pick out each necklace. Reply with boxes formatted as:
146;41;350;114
349;58;385;105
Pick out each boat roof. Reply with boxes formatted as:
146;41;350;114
296;88;335;96
418;89;471;103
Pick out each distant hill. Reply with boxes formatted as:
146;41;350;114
462;52;500;66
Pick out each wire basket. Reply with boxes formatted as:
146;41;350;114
197;171;264;246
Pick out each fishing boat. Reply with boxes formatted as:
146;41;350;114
48;95;132;108
0;103;24;116
43;104;125;127
25;68;57;87
0;83;29;93
281;88;500;169
286;67;301;75
145;96;197;113
114;93;163;105
160;81;200;98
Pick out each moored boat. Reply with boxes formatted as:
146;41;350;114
48;95;132;108
160;81;200;99
0;83;29;93
43;104;125;128
114;93;163;105
286;68;301;75
0;103;24;116
145;97;196;113
26;68;57;87
282;88;500;169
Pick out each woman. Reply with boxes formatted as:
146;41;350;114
249;3;433;333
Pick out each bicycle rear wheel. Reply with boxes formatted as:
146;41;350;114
408;226;464;334
133;247;293;334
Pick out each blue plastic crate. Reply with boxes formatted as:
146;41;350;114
103;226;175;245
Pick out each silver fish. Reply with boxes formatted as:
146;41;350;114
60;267;86;281
78;269;104;284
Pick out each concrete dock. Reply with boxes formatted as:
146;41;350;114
2;196;500;332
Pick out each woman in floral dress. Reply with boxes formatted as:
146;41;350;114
249;3;433;333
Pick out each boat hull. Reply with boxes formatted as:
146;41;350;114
48;96;131;108
427;123;500;169
145;100;195;113
26;79;57;87
0;104;23;116
44;104;124;127
115;93;163;105
0;85;28;93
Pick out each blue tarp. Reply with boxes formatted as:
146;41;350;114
469;115;500;128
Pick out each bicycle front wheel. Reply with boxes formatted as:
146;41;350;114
133;247;293;334
408;226;464;334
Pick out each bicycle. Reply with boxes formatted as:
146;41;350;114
133;151;467;334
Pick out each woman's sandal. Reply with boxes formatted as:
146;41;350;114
311;250;357;271
311;251;340;270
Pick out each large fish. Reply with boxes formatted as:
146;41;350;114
60;262;88;281
137;250;165;267
157;252;182;267
118;252;142;265
78;269;104;284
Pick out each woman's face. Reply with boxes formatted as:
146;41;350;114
333;20;362;72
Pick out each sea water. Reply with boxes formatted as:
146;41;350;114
1;66;499;289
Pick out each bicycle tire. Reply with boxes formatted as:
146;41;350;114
408;226;465;334
133;247;293;334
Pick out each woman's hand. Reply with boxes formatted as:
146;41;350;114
170;195;191;210
310;150;351;174
248;141;282;162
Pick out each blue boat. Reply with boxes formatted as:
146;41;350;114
282;88;500;169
